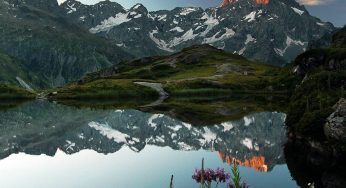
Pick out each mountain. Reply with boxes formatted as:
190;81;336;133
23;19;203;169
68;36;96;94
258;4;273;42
0;0;133;88
61;0;335;66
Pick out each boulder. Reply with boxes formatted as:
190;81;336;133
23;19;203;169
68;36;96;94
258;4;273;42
324;98;346;143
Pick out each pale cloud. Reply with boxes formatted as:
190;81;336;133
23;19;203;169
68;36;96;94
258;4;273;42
296;0;335;6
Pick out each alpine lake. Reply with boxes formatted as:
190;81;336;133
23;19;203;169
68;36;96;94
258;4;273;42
0;95;312;188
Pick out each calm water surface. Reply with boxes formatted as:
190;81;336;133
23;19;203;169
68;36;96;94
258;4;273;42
0;100;298;188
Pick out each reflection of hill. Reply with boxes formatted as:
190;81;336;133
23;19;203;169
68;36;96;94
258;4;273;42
0;100;287;171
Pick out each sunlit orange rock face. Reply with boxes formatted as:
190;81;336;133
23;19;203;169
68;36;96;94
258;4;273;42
220;0;270;7
256;0;270;5
220;0;237;7
218;151;268;172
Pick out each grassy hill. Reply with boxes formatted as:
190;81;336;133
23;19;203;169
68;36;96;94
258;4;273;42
51;45;296;100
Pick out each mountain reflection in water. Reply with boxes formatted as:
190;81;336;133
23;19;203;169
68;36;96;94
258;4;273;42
0;100;296;188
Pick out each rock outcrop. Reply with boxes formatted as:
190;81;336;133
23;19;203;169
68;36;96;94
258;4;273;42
324;98;346;143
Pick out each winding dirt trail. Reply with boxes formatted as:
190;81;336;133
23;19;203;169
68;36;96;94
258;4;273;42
134;82;169;106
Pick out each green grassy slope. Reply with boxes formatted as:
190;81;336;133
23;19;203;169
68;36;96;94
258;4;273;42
55;45;295;99
52;79;158;100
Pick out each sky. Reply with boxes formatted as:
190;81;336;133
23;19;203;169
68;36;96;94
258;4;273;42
58;0;346;27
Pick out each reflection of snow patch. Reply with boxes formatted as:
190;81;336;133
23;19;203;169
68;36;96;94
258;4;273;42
147;114;164;128
244;116;254;126
221;122;234;132
171;133;177;139
169;125;182;131
89;122;129;143
200;127;217;144
178;142;193;150
78;133;85;139
254;142;259;151
155;135;165;143
241;138;253;150
182;122;192;130
65;140;76;151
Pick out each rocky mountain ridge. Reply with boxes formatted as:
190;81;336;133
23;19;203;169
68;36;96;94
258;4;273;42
0;0;336;89
61;0;334;65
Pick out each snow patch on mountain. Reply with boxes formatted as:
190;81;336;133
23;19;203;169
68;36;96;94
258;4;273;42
170;27;184;32
200;13;219;36
238;34;256;55
156;14;167;21
291;7;304;16
317;22;325;26
149;30;174;52
203;28;235;44
170;29;198;47
244;11;256;22
180;7;197;16
245;34;256;45
274;36;306;56
89;12;131;33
